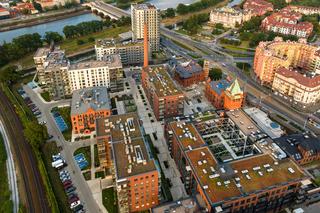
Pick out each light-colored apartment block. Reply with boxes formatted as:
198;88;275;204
131;3;160;52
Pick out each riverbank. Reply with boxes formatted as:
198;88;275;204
0;7;90;32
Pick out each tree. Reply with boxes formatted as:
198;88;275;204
77;39;85;45
197;59;204;67
24;121;48;150
0;66;20;84
44;31;63;44
209;67;222;81
165;8;175;18
215;23;224;30
33;1;43;12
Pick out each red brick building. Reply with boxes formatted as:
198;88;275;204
205;78;244;110
275;133;320;165
96;113;160;212
174;60;209;87
243;0;274;16
166;116;307;213
71;87;111;135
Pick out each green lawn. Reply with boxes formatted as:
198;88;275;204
52;107;71;141
95;171;105;179
40;91;51;102
83;171;91;181
61;26;130;55
41;141;72;213
0;134;13;213
74;146;91;170
102;188;118;213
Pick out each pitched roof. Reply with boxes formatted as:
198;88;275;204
226;79;243;96
209;79;231;96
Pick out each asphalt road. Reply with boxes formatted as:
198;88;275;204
0;90;50;213
160;27;320;135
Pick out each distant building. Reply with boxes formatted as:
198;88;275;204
243;0;273;16
209;6;252;28
36;0;80;9
253;37;320;107
285;5;320;16
0;7;10;19
96;113;161;212
174;60;209;87
261;8;313;38
165;112;307;213
34;46;124;99
205;78;244;110
275;133;320;165
95;39;145;66
70;87;111;135
131;3;160;52
13;2;38;14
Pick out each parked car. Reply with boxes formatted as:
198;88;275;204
65;186;76;194
70;200;81;209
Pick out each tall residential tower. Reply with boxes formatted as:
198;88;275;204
131;3;160;52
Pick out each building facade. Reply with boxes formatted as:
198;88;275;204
70;87;111;135
96;113;161;212
209;6;252;28
253;37;320;85
165;114;307;213
141;65;185;120
34;47;124;99
261;8;313;38
174;60;209;87
205;78;244;110
95;39;145;66
131;3;160;52
272;67;320;107
243;0;273;16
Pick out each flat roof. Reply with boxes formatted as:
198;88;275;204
231;154;305;194
131;3;157;10
169;121;205;150
113;137;156;179
143;65;183;97
186;147;242;204
69;54;122;70
152;197;199;213
71;87;110;116
186;147;306;204
226;109;260;136
34;47;50;58
96;39;143;48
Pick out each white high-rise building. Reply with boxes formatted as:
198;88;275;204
131;3;160;52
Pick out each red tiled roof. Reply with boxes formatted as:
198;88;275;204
243;0;273;16
276;67;320;88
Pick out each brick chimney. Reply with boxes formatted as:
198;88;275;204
143;23;149;68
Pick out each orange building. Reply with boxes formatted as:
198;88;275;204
174;60;209;87
205;78;244;110
71;87;111;135
97;113;161;212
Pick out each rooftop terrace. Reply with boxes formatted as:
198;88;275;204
169;121;205;150
226;109;260;136
186;147;305;204
69;54;122;70
143;65;183;97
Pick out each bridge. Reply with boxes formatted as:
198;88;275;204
83;1;130;20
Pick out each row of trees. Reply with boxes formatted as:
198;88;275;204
177;0;220;15
182;13;209;34
0;33;43;67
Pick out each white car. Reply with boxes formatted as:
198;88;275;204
70;200;81;209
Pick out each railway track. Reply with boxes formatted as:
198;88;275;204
0;90;51;213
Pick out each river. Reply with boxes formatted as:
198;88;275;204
0;0;242;44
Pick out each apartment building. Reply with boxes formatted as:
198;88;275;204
261;8;313;38
205;77;244;110
34;46;124;99
286;5;320;16
174;60;209;87
141;65;184;120
96;113;161;212
165;112;307;213
70;87;111;136
95;39;145;66
68;54;123;92
272;67;320;107
275;133;320;165
253;37;320;85
243;0;273;16
131;3;160;52
209;6;252;28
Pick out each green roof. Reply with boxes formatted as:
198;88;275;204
226;78;242;96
